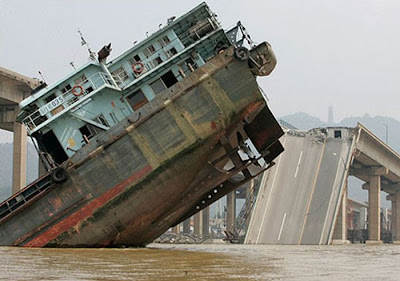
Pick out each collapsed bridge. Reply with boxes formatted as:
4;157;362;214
246;124;400;245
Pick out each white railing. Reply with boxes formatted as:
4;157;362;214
22;72;117;133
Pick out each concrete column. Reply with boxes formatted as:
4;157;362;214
12;122;27;194
367;175;382;244
392;200;396;240
194;211;202;236
332;186;348;244
172;224;180;235
182;218;191;234
394;193;400;244
386;195;396;241
202;206;210;237
226;191;236;232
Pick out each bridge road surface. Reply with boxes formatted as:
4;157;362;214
245;129;353;245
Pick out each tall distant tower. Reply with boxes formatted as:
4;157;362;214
328;105;334;125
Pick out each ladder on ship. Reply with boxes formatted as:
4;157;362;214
0;167;66;222
224;178;260;243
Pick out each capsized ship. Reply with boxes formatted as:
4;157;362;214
0;3;283;247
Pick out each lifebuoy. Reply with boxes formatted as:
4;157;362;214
72;85;84;96
132;62;144;74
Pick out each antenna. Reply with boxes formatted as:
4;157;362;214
38;71;47;84
78;29;96;61
70;62;76;70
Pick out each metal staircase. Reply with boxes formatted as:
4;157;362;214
0;173;56;222
224;177;260;243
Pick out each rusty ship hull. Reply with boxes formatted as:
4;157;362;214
0;44;283;247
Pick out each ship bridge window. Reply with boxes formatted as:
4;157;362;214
126;89;148;111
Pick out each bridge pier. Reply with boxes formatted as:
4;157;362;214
194;211;201;235
202;206;210;236
226;191;236;232
12;121;27;194
366;175;383;244
193;206;210;237
386;194;397;241
332;183;348;244
182;218;190;234
393;192;400;244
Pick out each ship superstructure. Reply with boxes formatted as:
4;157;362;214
18;4;238;166
0;3;284;247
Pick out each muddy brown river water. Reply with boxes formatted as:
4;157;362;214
0;243;399;280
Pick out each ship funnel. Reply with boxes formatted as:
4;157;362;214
98;43;112;63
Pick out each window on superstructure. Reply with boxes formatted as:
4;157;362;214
166;47;178;58
159;36;170;47
143;45;156;57
44;93;56;103
168;47;178;55
79;123;103;142
74;74;87;85
161;71;178;88
126;89;148;111
61;84;72;94
179;58;197;76
154;57;163;65
111;67;129;86
150;79;166;95
150;71;178;95
97;114;109;127
129;55;142;65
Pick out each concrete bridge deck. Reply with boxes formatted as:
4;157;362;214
246;124;400;245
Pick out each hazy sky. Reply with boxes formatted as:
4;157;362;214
1;0;400;142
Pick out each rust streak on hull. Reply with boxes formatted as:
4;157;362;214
23;165;152;247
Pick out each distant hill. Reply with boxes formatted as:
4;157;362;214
279;112;325;130
280;112;399;153
340;114;400;153
0;142;38;201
